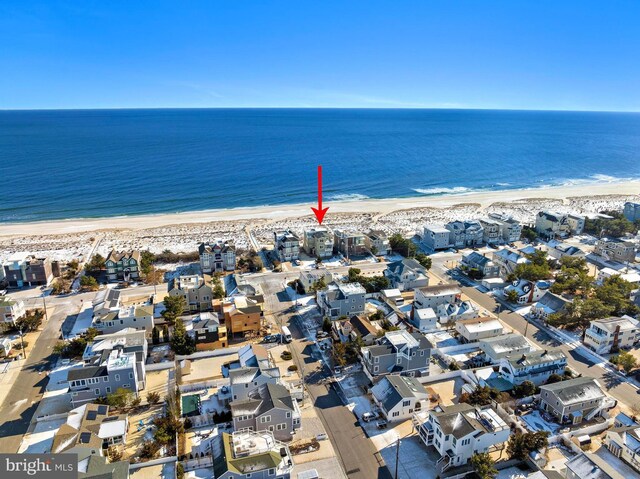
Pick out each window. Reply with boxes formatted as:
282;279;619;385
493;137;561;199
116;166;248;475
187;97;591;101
103;377;109;382
94;389;100;396
402;400;411;407
260;416;271;423
286;412;291;418
115;374;120;382
392;412;400;417
268;469;275;476
106;387;111;393
129;372;134;379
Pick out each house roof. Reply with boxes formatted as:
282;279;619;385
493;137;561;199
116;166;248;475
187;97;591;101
231;383;295;417
463;252;494;268
386;258;428;276
373;375;427;412
565;452;625;479
105;250;140;264
480;333;530;356
68;366;108;381
534;292;570;313
350;315;378;338
457;317;503;335
590;316;638;333
540;377;606;406
505;349;566;369
216;432;285;477
431;403;499;440
415;284;461;297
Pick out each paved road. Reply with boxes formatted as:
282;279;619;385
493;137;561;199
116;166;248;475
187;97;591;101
254;276;392;479
0;291;97;453
461;287;640;410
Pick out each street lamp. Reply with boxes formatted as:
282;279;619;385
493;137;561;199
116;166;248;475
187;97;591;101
394;435;401;479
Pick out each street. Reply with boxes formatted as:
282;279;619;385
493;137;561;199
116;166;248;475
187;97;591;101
252;274;392;479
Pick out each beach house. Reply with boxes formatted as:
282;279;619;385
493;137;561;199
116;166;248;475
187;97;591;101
539;377;613;425
190;312;228;350
446;220;484;248
222;295;264;338
212;430;294;479
503;279;551;304
479;333;532;363
298;269;333;293
371;374;428;422
460;251;500;278
333;230;368;257
479;217;502;244
414;285;461;309
199;240;236;273
104;250;140;282
492;248;530;278
546;241;585;261
529;291;571;320
168;274;214;312
231;382;301;441
302;227;334;259
605;421;640;473
365;230;391;255
422;224;451;251
413;403;510;474
90;289;154;334
455;317;503;343
3;253;54;288
583;316;639;354
274;230;300;262
565;452;626;479
594;238;636;263
50;403;128;453
487;213;523;243
535;211;573;239
384;258;429;291
623;202;640;222
360;330;431;379
0;296;26;326
498;349;567;386
317;282;366;320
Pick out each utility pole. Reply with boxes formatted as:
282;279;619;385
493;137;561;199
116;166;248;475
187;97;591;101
395;436;401;479
42;292;49;322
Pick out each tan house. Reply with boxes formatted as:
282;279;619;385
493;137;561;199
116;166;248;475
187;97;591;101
168;274;214;312
222;295;264;338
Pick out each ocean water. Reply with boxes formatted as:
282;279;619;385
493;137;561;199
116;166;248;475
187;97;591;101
1;108;640;223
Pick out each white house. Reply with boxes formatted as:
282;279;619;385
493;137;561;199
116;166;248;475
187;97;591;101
0;297;26;325
499;349;567;386
583;316;639;354
455;317;503;343
605;421;640;474
492;248;530;278
414;285;461;309
422;224;451;251
274;230;300;262
479;333;532;363
529;292;571;320
410;307;438;332
371;375;428;422
414;403;510;474
503;279;552;304
486;213;522;243
597;267;640;286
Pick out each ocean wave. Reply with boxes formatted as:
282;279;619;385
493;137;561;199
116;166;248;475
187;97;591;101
327;193;370;201
413;186;471;195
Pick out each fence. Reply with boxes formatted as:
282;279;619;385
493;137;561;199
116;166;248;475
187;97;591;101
182;455;213;471
129;456;177;471
146;361;175;372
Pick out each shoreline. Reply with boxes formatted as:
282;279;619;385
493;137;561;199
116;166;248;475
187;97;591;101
1;180;639;238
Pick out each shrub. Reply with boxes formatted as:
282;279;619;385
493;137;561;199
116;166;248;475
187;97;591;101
147;391;161;405
281;351;292;360
288;365;298;372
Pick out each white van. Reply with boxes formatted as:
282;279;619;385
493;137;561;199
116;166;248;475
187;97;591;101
281;326;292;343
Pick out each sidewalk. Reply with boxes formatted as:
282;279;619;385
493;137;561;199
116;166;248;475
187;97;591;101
0;358;26;409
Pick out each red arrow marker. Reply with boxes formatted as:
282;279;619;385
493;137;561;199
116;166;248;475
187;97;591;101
311;165;329;224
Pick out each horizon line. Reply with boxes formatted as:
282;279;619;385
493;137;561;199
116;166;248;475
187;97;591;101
1;105;640;114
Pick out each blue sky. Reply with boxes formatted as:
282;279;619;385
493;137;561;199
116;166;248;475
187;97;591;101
1;1;640;111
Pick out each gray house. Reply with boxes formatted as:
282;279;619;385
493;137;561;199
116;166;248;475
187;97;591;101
231;383;301;441
361;330;432;379
69;329;147;406
460;252;500;278
384;258;429;292
317;282;366;320
229;366;281;402
539;377;613;425
213;430;293;479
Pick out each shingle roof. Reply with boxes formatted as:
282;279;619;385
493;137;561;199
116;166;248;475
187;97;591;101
540;377;606;406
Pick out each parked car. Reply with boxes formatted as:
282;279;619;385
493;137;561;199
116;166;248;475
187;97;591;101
362;412;377;422
316;331;329;339
376;420;388;429
333;366;342;375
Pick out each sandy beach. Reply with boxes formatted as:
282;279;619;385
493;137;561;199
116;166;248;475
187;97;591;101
0;180;639;262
